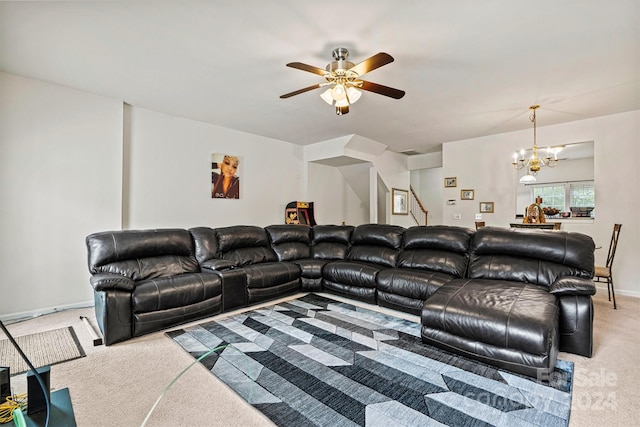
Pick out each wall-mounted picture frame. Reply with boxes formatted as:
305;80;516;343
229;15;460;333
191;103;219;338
460;189;474;200
444;177;457;188
211;153;240;199
480;201;494;213
392;188;409;215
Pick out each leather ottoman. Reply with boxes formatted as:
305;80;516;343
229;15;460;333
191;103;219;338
421;278;559;378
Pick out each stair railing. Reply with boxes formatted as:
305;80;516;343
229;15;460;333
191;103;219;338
409;185;428;225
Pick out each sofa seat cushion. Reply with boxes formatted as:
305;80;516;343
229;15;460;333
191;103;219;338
241;262;301;305
322;260;386;304
293;259;326;279
132;273;222;313
323;261;383;288
243;262;300;289
376;268;455;315
421;278;559;377
377;268;455;300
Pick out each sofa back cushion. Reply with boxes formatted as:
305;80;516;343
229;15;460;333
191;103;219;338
266;224;311;261
311;225;354;260
469;227;595;286
189;227;219;264
86;228;199;280
347;224;404;268
215;225;277;266
398;225;472;277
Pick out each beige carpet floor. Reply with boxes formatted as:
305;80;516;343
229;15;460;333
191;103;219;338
1;291;638;427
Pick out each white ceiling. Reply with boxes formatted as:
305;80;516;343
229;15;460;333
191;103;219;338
1;1;638;154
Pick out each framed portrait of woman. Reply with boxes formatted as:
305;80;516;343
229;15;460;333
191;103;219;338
211;153;240;199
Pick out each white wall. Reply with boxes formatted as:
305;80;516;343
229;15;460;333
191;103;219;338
304;137;414;227
0;72;123;318
441;110;640;296
123;106;304;229
306;162;368;225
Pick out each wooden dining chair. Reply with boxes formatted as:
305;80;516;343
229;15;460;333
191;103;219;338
594;224;622;309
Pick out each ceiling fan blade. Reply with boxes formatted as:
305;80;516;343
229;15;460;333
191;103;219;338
280;83;323;99
349;52;394;77
286;62;327;76
359;80;406;99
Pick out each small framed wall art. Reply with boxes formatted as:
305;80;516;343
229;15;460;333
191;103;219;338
392;188;409;215
444;177;457;188
460;189;474;200
479;201;494;213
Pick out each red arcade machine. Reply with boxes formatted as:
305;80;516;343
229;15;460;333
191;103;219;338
285;201;317;225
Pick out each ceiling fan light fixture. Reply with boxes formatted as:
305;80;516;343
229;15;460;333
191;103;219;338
320;88;334;105
336;106;349;115
346;86;362;104
335;98;349;108
282;48;404;116
331;83;347;101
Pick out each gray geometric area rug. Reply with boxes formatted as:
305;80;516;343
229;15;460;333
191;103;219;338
167;293;573;427
0;326;86;375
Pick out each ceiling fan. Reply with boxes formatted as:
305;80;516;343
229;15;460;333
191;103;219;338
280;47;405;115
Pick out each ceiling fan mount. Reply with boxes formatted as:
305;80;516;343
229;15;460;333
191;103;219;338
280;47;405;115
326;47;355;74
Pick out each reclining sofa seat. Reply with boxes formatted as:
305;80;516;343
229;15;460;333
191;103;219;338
376;225;473;315
322;224;404;304
421;226;596;378
213;225;301;305
266;224;354;292
86;229;223;345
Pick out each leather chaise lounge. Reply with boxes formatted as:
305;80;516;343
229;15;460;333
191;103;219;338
86;223;596;378
421;229;595;377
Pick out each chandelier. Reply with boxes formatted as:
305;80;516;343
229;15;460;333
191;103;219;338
513;105;560;183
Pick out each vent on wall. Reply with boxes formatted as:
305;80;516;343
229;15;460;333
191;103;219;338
400;150;422;156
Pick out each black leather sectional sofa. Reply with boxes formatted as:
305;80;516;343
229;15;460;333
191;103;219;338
86;223;596;378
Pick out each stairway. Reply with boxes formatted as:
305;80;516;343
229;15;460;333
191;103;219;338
410;185;428;225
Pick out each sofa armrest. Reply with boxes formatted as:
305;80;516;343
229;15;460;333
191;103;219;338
200;259;236;271
90;273;135;292
549;277;596;296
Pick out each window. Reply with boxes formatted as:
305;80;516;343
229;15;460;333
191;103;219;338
570;182;595;207
532;185;565;211
530;181;595;217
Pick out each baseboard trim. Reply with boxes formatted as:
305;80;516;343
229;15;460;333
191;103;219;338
0;301;94;323
594;285;640;298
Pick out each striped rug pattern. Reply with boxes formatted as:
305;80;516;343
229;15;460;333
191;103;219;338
168;293;573;427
